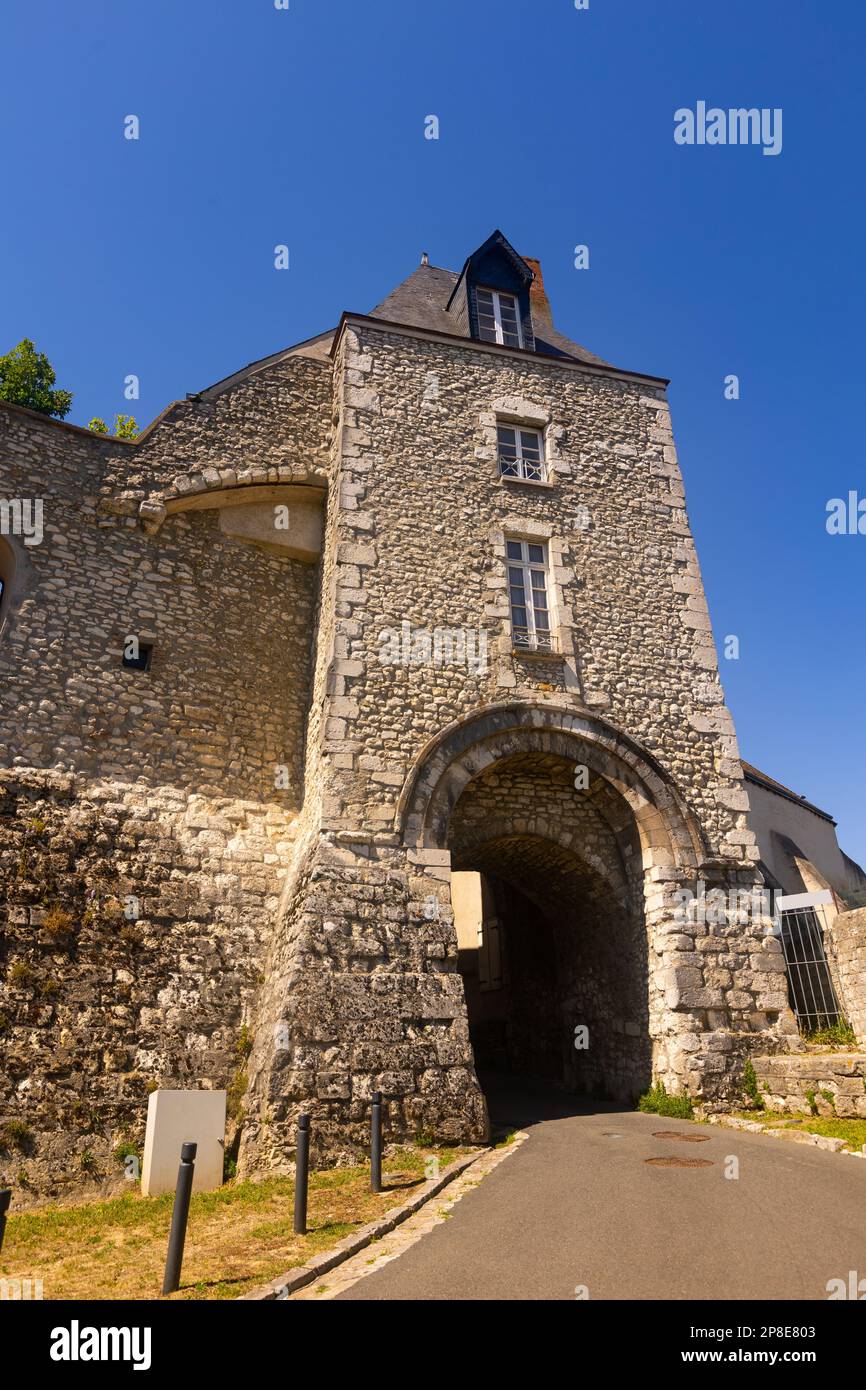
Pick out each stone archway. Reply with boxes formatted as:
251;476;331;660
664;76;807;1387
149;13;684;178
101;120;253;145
397;703;707;873
396;704;716;1107
242;704;791;1172
447;747;655;1103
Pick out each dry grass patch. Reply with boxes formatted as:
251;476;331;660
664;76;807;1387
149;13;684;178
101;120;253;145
0;1145;471;1300
733;1110;866;1151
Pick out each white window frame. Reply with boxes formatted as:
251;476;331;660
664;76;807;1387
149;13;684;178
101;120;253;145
505;538;554;652
497;422;547;482
475;286;524;348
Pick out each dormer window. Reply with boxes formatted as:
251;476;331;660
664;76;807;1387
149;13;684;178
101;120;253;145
475;288;523;348
446;231;537;351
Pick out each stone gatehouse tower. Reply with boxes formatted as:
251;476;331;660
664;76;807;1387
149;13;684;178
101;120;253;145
0;230;796;1193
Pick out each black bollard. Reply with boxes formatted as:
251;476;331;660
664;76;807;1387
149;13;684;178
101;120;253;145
161;1141;197;1295
293;1114;310;1235
0;1189;10;1255
371;1090;383;1194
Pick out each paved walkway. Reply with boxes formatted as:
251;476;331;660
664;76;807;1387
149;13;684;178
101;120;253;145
326;1077;865;1301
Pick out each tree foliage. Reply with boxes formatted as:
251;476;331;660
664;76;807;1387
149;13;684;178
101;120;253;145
87;413;139;439
0;339;73;418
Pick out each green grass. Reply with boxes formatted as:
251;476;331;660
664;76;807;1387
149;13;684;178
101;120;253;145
804;1020;857;1047
741;1060;764;1110
732;1110;866;1151
0;1144;471;1301
796;1117;866;1149
638;1080;694;1120
493;1129;520;1148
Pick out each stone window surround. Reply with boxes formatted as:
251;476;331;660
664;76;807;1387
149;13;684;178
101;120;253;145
0;533;33;640
497;422;546;483
478;395;568;489
489;517;576;664
505;536;554;652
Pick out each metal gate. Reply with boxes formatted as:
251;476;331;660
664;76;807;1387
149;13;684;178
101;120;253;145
776;894;842;1034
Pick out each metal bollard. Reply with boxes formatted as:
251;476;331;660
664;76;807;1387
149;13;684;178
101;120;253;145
371;1090;383;1194
293;1114;310;1235
0;1189;10;1255
161;1141;197;1295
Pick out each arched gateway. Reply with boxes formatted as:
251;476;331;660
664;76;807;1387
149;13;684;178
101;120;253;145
397;704;707;1105
242;699;794;1171
0;228;820;1195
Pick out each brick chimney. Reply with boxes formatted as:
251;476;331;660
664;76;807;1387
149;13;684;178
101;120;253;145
522;256;552;322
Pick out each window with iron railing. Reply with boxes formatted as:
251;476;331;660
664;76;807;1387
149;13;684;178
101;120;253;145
497;423;546;482
778;905;843;1034
506;538;555;652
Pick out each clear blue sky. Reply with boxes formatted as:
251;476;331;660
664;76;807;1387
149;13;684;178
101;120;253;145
3;0;864;863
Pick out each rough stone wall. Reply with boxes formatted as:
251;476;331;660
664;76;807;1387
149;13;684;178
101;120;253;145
99;354;332;520
0;769;295;1200
240;321;792;1171
0;359;325;800
753;1052;866;1118
826;908;866;1045
0;352;330;1199
2;506;316;801
240;839;487;1172
314;323;753;859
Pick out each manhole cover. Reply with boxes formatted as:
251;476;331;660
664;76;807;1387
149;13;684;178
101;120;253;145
652;1131;710;1143
645;1156;714;1168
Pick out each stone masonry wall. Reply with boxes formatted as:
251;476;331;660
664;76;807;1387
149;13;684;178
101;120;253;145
0;371;323;801
753;1052;866;1119
99;353;332;522
0;769;295;1201
240;321;792;1169
313;323;753;859
0;351;331;1199
826;907;866;1045
0;310;822;1190
239;837;487;1173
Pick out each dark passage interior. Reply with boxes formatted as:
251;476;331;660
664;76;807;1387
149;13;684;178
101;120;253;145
447;752;653;1106
458;873;561;1079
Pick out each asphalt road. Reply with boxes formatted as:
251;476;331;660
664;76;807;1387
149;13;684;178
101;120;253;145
337;1075;866;1300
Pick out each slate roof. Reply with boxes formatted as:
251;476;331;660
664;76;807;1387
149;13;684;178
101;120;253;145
371;265;461;337
199;235;651;397
370;260;612;368
742;761;835;823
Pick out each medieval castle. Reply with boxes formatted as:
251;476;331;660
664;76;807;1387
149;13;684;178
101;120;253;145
2;230;864;1197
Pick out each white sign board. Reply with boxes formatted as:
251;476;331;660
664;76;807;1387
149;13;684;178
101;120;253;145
141;1089;226;1197
776;890;834;912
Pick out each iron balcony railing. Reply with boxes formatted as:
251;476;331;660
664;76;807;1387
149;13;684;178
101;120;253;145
511;626;558;654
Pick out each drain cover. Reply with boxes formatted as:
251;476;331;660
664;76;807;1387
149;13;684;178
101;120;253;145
645;1156;713;1168
652;1131;710;1143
